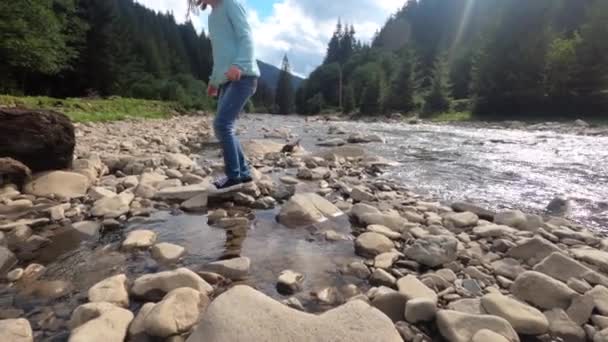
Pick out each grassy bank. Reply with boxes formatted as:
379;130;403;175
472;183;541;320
0;95;187;122
427;111;473;122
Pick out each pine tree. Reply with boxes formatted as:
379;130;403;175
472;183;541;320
360;74;382;115
384;50;416;113
324;20;343;65
423;56;452;114
275;55;295;114
342;84;355;114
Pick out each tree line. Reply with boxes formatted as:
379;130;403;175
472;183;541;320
1;0;214;109
296;0;608;119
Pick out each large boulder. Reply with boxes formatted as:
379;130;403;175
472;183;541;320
534;252;608;287
186;285;402;342
511;271;576;309
131;268;213;298
544;309;586;342
69;302;133;342
277;193;342;228
481;293;549;335
0;108;75;172
436;310;519;342
350;203;409;232
143;288;209;338
0;318;33;342
204;257;250;280
403;235;458;268
24;171;89;199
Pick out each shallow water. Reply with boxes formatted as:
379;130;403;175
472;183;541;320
3;114;608;339
241;114;608;230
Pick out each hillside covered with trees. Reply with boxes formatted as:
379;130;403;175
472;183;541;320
297;0;608;119
0;0;300;112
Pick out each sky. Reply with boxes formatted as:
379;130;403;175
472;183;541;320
135;0;404;77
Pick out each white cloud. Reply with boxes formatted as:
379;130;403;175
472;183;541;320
135;0;404;76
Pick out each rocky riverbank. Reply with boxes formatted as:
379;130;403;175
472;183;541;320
1;114;608;341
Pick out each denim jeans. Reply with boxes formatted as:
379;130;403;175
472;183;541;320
213;76;257;181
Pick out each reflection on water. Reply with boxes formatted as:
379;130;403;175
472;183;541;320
238;114;608;229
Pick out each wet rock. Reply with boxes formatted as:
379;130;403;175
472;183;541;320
88;274;129;307
317;138;347;147
282;297;305;311
546;196;572;217
587;286;608;316
512;271;576;309
544;308;586;342
181;193;208;212
277;193;342;228
69;302;133;342
280;176;300;185
151;242;186;264
370;268;397;287
397;275;438;304
494;210;528;230
24;171;89;199
128;302;155;338
436;310;519;342
144;288;208;338
567;294;595;325
122;229;157;250
481;293;549;335
403;235;458;268
370;291;407;323
0;247;17;276
507;236;563;266
471;329;509;342
253;196;277;209
444;212;479;228
205;257;250;280
323;230;349;241
72;221;101;238
491;258;526;280
91;191;134;218
316;287;340;305
355;232;394;257
185;285;402;342
233;192;255;206
277;270;304;295
451;202;495;221
352;207;409;233
344;261;371;279
207;209;227;224
0;318;33;342
132;268;213;298
26;280;73;300
405;298;437;323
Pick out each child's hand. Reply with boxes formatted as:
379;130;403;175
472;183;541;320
207;84;218;97
225;66;242;81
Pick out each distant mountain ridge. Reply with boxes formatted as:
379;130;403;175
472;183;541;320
257;60;304;91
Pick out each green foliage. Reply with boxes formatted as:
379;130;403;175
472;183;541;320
0;0;81;78
306;93;325;115
384;50;416;113
274;55;295;114
360;74;383;115
0;95;178;122
545;34;581;98
423;57;452;114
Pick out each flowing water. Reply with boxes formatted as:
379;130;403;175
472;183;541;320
3;114;608;340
